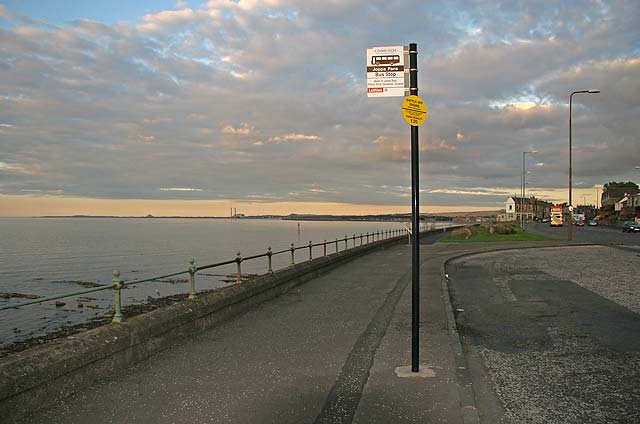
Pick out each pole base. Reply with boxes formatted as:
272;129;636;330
394;365;436;379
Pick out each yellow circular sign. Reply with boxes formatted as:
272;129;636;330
401;95;428;126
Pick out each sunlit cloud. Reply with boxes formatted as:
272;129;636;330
0;162;33;175
423;139;456;152
426;188;513;197
269;133;321;143
222;123;256;136
159;187;203;192
0;5;12;19
137;8;196;32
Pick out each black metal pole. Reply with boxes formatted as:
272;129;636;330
409;42;420;373
569;92;574;241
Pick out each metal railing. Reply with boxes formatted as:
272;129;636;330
0;227;424;324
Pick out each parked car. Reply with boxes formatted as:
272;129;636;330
575;220;585;227
541;217;550;223
622;221;640;233
587;220;598;226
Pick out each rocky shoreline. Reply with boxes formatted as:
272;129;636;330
0;291;209;358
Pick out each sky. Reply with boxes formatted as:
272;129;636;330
0;0;639;217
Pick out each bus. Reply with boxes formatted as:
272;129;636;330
550;205;564;227
371;55;400;65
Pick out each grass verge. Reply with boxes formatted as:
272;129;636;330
440;225;557;243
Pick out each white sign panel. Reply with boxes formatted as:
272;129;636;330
366;45;405;97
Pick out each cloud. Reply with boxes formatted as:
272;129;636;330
0;5;12;20
137;8;196;33
159;187;203;192
222;123;256;135
0;1;638;212
269;133;321;143
424;139;457;152
426;188;513;197
0;161;34;175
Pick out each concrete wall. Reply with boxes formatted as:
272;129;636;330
0;229;449;421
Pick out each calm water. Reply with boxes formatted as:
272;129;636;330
0;217;450;346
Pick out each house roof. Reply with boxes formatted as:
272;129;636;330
508;197;552;206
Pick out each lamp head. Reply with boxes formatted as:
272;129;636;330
588;89;600;93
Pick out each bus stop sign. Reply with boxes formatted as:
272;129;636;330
366;46;406;97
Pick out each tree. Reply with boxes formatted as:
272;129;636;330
604;181;639;190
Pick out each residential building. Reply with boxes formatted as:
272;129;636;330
615;192;640;211
503;196;552;221
602;187;637;207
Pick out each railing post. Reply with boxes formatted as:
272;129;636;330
267;247;273;273
188;258;197;300
360;233;363;245
112;270;124;324
290;243;295;266
335;237;339;252
323;240;327;256
309;241;313;260
344;235;348;250
235;252;242;284
353;234;356;247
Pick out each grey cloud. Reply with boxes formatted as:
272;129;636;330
0;0;638;209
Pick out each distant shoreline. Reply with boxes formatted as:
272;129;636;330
27;211;500;221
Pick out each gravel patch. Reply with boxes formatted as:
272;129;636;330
478;327;640;424
491;246;640;314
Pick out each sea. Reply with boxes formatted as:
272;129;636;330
0;217;450;346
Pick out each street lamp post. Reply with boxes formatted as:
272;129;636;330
522;150;537;230
568;89;600;241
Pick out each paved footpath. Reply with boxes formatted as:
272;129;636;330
24;237;578;424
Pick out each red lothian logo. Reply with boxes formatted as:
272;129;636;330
368;88;384;93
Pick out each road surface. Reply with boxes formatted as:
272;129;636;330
526;221;640;246
447;244;640;423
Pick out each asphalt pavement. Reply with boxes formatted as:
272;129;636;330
525;221;640;246
448;245;640;423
